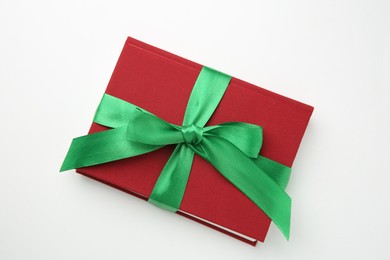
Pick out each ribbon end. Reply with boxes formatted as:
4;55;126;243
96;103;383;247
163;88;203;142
275;199;291;241
283;227;290;241
273;215;290;241
59;159;73;172
60;140;79;172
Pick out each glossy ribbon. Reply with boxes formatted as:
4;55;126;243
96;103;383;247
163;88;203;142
61;67;292;239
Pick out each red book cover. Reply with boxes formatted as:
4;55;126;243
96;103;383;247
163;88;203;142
77;36;313;245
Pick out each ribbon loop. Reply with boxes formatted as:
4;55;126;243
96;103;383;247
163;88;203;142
126;109;183;145
204;122;263;158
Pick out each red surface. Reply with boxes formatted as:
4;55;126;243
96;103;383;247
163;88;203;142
77;36;313;245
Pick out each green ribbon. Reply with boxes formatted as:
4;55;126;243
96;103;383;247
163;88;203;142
61;67;292;240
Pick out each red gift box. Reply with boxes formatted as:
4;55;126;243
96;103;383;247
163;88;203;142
76;36;313;245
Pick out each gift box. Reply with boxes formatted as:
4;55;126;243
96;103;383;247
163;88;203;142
61;36;313;246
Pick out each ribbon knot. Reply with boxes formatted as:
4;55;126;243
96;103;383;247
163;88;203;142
181;124;203;145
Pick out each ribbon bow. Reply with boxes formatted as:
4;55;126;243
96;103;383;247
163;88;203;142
61;67;292;239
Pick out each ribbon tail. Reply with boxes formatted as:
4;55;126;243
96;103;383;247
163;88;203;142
253;156;291;190
200;137;291;240
148;144;195;211
60;126;163;171
93;94;139;128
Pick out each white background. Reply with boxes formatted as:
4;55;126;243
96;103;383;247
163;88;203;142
1;0;389;259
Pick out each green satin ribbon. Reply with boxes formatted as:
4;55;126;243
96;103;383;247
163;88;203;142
61;67;292;240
